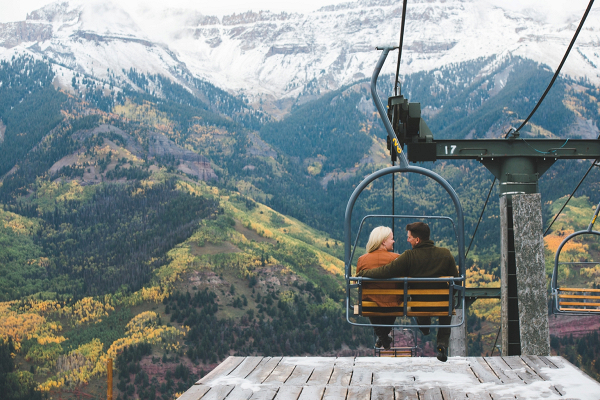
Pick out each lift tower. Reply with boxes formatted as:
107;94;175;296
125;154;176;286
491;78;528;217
401;120;600;355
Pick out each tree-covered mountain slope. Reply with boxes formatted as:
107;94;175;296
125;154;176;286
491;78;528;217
0;54;374;399
1;50;600;398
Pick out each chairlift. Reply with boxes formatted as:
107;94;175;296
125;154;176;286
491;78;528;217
551;200;600;315
344;47;466;331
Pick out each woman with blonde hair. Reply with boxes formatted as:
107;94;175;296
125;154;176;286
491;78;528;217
355;226;399;349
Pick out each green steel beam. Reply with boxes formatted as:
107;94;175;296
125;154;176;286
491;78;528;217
406;138;600;196
407;138;600;161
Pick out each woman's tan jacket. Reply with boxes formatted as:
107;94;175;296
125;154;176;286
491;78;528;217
355;248;400;307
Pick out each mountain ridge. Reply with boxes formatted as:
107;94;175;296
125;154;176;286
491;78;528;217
1;0;599;116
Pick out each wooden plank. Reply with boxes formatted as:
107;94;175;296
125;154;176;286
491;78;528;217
461;391;491;400
362;289;450;295
560;301;600;306
306;362;335;385
248;388;278;400
223;386;253;399
406;301;449;307
263;363;296;384
361;310;455;317
197;357;244;384
418;387;443;400
407;289;450;295
177;384;211;400
346;386;371;400
519;355;552;380
558;294;600;299
501;356;542;384
228;356;264;379
328;366;353;386
349;366;371;386
484;357;522;384
327;357;354;386
552;384;566;397
371;386;394;400
297;386;325;400
539;356;560;369
333;357;355;367
322;386;348;400
361;311;405;317
394;386;419;400
440;388;467;399
467;357;501;384
363;289;405;295
201;385;235;400
362;301;404;307
558;307;600;312
560;287;600;292
273;386;302;400
406;311;455;316
246;357;283;384
285;365;314;385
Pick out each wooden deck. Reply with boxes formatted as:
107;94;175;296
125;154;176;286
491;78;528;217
178;356;600;400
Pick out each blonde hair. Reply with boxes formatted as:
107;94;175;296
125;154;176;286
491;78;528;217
365;226;392;253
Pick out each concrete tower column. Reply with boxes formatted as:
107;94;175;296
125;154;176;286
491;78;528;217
500;193;550;355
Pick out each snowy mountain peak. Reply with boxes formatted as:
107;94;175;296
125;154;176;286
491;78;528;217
0;0;599;117
25;0;144;39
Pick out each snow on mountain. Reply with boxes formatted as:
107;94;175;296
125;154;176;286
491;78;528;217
0;0;186;94
0;0;599;115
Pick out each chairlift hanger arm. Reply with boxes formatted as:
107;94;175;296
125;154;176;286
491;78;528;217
371;46;408;168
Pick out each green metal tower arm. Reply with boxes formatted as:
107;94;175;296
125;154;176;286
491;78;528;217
405;138;600;195
407;139;600;162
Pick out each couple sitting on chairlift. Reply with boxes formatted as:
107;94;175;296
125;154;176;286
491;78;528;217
355;222;458;362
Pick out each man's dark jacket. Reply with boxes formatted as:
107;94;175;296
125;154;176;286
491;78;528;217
356;240;458;310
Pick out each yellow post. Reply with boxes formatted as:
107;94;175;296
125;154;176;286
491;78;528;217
107;358;113;400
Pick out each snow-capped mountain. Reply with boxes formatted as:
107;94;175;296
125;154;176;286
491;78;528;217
1;0;599;115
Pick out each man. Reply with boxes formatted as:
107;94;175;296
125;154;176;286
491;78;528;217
355;226;400;350
355;222;458;362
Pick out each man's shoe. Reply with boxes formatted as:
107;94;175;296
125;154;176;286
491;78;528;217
436;345;448;362
375;336;392;350
381;335;392;349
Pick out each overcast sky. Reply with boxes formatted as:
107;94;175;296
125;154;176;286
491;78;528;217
0;0;592;23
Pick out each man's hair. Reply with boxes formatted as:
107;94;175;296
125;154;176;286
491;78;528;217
366;226;392;253
406;222;430;241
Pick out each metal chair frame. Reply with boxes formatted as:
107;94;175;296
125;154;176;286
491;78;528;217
551;201;600;315
344;46;465;330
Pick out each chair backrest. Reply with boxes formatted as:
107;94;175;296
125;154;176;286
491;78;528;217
352;276;462;319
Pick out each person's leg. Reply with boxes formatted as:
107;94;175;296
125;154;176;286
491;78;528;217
436;316;452;347
435;316;452;362
372;316;395;337
369;316;395;348
416;316;431;336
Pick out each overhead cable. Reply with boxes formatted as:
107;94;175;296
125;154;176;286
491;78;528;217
544;155;600;237
394;0;408;96
513;0;595;134
466;178;496;258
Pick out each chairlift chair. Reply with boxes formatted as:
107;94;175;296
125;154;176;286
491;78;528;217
551;200;600;315
344;47;466;332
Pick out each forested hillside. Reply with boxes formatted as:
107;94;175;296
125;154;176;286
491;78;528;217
1;52;599;398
